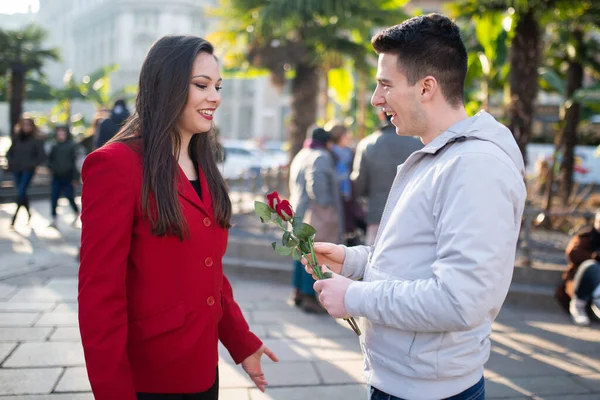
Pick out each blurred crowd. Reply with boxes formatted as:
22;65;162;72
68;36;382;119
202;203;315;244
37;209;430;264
287;110;423;313
5;99;130;229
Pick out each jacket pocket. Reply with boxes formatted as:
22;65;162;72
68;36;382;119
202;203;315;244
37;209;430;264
408;332;444;379
129;302;186;341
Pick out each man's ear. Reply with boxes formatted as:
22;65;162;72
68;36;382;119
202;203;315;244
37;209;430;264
420;76;438;103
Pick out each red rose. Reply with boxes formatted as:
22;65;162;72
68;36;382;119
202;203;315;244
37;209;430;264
276;200;294;221
266;191;280;211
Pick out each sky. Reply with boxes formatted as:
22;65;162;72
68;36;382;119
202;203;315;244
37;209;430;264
0;0;39;15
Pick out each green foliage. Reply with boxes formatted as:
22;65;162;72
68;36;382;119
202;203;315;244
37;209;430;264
0;24;60;75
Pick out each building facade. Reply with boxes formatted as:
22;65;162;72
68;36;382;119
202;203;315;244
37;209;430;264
29;0;289;140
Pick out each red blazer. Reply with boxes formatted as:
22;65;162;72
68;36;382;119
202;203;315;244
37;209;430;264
78;142;261;400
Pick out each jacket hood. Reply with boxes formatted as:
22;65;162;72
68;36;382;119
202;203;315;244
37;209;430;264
426;110;525;177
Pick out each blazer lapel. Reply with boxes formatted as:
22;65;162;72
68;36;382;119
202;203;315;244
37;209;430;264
197;166;213;211
177;165;210;216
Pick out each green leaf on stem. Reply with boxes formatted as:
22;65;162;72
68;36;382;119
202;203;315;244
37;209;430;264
285;238;299;248
293;222;316;242
271;241;293;256
282;231;292;245
292;248;302;261
299;240;311;254
255;201;272;222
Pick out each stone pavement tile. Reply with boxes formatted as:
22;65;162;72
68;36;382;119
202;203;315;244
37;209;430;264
0;327;52;342
318;338;362;361
0;395;93;400
314;360;364;384
9;288;76;303
51;303;77;313
267;321;355;339
3;342;85;367
250;383;367;400
491;332;546;355
34;312;78;327
219;388;250;400
506;329;600;354
44;278;77;291
0;368;63;395
0;284;17;300
526;352;600;376
49;327;80;341
220;360;320;388
0;302;55;312
571;373;600;392
249;301;300;312
485;346;572;378
54;367;90;392
252;310;330;325
218;361;254;388
486;378;540;398
259;338;320;362
0;313;40;327
0;342;17;364
248;324;268;338
263;361;320;387
532;396;600;400
487;376;590;398
496;306;571;324
230;281;291;303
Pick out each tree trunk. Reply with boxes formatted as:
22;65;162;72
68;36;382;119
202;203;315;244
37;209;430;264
9;65;26;137
508;10;541;164
559;28;584;206
289;63;320;159
320;70;330;122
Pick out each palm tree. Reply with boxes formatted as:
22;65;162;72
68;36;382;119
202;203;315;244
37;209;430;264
0;24;59;135
540;1;600;208
451;0;557;162
456;13;510;115
209;0;408;158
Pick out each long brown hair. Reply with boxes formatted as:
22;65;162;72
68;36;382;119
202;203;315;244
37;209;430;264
14;117;39;139
111;36;231;240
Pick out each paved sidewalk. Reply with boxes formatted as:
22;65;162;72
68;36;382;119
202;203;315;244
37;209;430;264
0;200;599;399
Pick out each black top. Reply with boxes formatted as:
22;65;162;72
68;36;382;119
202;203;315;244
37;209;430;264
189;179;202;200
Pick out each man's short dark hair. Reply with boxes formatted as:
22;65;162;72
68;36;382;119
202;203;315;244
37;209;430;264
371;13;468;108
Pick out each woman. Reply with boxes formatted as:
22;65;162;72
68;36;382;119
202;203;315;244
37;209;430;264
288;126;343;313
78;36;277;400
48;125;80;228
327;123;366;246
7;117;45;227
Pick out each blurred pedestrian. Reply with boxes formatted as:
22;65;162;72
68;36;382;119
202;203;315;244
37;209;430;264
78;36;276;400
556;209;600;326
288;126;343;313
327;122;366;246
6;117;45;227
94;99;130;149
47;125;80;229
351;110;423;245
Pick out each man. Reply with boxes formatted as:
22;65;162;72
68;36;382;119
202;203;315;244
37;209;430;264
556;210;600;326
352;111;423;245
95;99;130;149
305;14;526;400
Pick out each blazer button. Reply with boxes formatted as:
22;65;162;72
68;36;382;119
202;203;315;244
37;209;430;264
203;217;211;227
205;257;214;267
207;296;215;306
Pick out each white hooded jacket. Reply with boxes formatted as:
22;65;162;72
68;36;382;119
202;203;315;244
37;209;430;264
343;111;526;400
